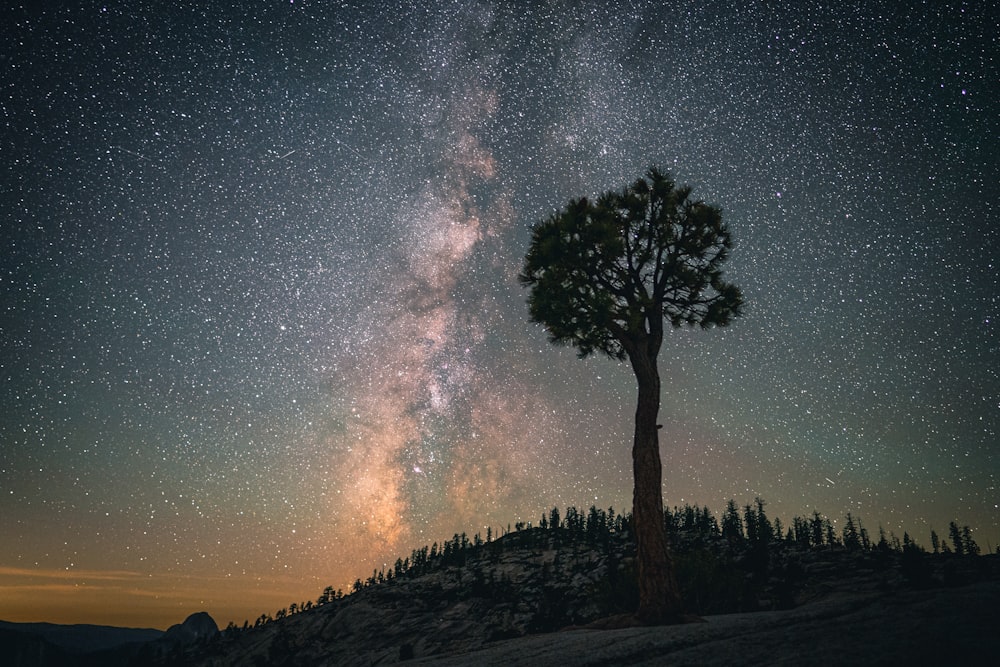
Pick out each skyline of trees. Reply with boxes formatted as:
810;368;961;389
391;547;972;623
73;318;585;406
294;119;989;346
224;498;991;635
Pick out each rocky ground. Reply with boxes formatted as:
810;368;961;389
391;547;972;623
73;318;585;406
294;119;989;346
414;579;1000;666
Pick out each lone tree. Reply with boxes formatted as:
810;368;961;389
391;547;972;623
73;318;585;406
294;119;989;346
520;167;742;623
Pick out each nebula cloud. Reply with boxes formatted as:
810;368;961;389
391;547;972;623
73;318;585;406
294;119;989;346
324;65;519;568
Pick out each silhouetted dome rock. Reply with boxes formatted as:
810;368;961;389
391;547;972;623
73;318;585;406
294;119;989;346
162;612;219;645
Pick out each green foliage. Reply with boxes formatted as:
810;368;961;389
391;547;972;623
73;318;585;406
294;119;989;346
520;167;743;360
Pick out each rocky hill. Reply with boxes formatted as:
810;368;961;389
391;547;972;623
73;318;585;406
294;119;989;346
171;519;1000;666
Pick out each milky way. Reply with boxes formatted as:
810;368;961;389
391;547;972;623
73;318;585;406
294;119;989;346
1;1;997;627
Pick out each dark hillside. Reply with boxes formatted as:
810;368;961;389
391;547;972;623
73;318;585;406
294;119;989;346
164;504;1000;666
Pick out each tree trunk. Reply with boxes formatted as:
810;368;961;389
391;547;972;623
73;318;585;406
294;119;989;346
629;348;684;624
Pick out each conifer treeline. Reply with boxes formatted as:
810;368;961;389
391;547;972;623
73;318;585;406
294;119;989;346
671;498;982;556
224;499;987;634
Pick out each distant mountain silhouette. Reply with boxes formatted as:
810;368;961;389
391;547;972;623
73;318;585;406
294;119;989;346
0;620;162;655
0;612;216;667
0;626;72;667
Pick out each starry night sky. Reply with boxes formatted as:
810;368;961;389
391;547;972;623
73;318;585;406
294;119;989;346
2;1;997;629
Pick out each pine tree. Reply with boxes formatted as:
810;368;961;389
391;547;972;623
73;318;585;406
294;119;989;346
744;504;758;544
949;522;965;556
877;526;890;552
793;516;810;548
810;511;825;547
961;525;980;555
843;512;861;551
754;497;772;545
677;504;694;531
521;168;742;623
824;518;837;547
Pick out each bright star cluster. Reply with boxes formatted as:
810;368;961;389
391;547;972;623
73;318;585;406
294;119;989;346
1;0;997;628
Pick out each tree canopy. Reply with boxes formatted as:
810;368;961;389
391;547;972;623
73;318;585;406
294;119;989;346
520;166;742;361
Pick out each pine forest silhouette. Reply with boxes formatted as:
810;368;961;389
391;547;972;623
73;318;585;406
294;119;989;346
220;499;990;636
